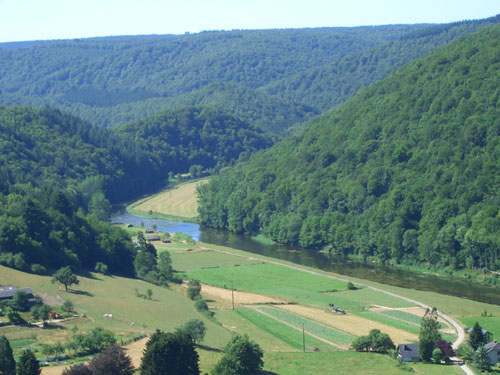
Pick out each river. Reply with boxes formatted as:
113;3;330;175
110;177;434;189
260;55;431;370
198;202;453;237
111;211;500;305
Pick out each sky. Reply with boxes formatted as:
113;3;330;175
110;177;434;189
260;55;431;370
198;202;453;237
1;0;500;43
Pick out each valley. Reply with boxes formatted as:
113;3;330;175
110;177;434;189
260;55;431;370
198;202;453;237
1;13;500;375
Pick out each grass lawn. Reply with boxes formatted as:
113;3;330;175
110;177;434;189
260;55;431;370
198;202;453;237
263;351;463;375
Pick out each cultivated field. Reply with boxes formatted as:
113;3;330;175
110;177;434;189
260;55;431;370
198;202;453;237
131;179;208;219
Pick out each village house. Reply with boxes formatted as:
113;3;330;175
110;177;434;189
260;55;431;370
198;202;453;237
483;340;500;366
397;343;420;362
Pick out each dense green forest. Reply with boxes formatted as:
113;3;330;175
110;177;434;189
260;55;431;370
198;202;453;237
0;106;270;203
260;15;500;116
2;20;499;135
198;25;500;271
0;26;425;134
0;105;270;273
117;106;273;174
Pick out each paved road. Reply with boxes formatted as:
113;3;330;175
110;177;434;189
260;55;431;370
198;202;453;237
211;248;473;374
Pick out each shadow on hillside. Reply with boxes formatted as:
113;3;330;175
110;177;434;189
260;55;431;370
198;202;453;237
77;270;99;280
70;289;93;297
259;371;278;375
42;323;66;330
196;344;222;353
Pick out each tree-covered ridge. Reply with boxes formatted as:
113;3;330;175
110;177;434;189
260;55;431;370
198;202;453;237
0;26;426;133
198;25;500;271
0;105;272;203
260;15;500;114
118;106;274;171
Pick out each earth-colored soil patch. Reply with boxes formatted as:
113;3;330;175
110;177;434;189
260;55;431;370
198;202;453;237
134;179;208;218
277;304;418;344
125;337;148;368
201;284;285;306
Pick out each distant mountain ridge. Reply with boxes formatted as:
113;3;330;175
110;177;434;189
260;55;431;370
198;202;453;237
0;25;427;134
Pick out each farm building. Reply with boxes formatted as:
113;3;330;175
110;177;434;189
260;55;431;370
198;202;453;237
147;235;161;241
397;343;419;362
0;285;36;307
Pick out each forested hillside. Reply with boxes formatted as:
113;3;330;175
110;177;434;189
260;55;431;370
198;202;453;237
0;105;270;273
117;107;273;174
198;25;500;271
260;15;500;116
0;26;424;134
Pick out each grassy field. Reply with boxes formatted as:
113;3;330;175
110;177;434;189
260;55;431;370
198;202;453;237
263;352;464;375
130;179;208;220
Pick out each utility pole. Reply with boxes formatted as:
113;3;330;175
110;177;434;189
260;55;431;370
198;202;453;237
302;323;305;352
231;282;234;310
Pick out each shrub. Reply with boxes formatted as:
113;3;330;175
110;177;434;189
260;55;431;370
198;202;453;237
30;264;46;275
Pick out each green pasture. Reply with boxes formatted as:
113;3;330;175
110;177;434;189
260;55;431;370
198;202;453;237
170;249;261;271
214;310;296;352
235;309;339;352
258;306;354;345
263;351;464;375
0;265;231;350
184;263;353;306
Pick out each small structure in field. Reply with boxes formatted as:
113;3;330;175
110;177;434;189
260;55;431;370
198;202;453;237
328;303;345;314
145;229;155;234
48;312;63;319
147;235;161;242
162;238;171;243
398;343;420;362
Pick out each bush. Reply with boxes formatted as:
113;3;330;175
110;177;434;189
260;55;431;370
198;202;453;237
187;280;201;300
212;334;263;375
94;262;108;274
194;299;214;318
177;319;206;344
30;264;46;275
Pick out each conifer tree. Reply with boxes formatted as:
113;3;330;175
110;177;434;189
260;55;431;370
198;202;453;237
0;335;16;375
468;322;486;350
16;350;41;375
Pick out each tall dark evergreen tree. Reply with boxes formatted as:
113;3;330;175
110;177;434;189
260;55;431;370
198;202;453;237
0;335;16;375
468;322;486;350
16;350;41;375
140;330;199;375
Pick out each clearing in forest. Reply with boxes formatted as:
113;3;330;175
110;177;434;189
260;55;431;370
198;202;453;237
133;179;209;219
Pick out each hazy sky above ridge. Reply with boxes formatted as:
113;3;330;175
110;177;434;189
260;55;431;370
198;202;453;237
1;0;500;43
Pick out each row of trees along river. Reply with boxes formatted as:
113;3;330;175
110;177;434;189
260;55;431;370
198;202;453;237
111;211;500;305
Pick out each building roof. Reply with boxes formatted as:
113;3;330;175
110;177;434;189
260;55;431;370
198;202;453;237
0;285;34;300
398;343;419;358
484;341;500;353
